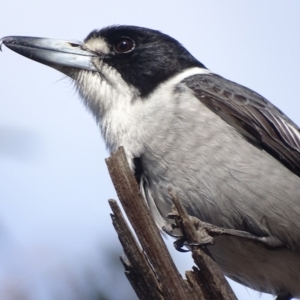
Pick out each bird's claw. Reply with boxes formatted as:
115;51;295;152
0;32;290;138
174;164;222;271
173;237;190;252
166;208;285;252
165;207;215;252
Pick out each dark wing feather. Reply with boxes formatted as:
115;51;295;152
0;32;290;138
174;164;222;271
183;74;300;177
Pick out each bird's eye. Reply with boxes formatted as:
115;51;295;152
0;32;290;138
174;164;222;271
113;37;135;53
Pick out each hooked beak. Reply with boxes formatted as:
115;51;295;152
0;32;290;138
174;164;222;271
0;36;97;73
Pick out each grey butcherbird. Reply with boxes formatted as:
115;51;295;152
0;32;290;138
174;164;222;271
1;26;300;299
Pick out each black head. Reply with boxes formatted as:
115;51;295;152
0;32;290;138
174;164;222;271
1;25;206;98
84;25;206;97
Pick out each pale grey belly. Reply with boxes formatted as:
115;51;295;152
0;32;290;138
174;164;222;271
208;235;300;296
141;128;300;241
139;118;300;296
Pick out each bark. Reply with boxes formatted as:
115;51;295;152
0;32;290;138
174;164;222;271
106;147;237;300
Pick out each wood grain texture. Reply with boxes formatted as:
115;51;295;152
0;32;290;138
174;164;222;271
106;147;237;300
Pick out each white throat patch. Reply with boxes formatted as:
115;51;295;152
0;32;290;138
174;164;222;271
74;66;212;168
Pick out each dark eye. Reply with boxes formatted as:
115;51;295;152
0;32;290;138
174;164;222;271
113;37;135;53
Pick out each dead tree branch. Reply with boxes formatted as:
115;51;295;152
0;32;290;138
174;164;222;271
106;147;237;300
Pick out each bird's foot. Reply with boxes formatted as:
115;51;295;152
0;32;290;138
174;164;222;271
164;207;285;252
163;208;215;252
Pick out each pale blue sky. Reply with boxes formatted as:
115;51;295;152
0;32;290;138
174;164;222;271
1;1;299;299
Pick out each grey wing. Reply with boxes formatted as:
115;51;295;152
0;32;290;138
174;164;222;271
183;73;300;178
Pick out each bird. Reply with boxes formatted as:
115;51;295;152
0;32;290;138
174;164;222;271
1;25;300;299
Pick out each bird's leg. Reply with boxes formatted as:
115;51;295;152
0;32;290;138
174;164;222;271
275;292;293;300
162;206;215;251
164;207;285;252
190;217;285;248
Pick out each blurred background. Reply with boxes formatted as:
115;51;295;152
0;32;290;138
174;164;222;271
1;1;300;299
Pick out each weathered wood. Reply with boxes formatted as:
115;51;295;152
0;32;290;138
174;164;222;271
106;148;199;299
169;189;238;300
106;147;237;300
185;268;210;300
109;199;164;300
